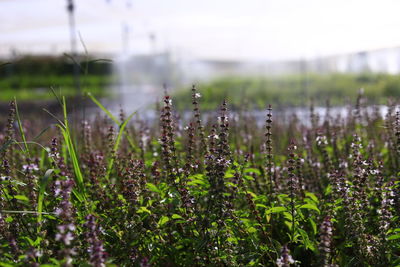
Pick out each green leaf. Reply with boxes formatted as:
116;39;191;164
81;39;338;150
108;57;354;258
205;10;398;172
284;221;292;230
283;212;293;221
324;184;332;196
244;168;261;175
224;169;235;178
256;204;268;209
146;183;161;194
137;207;151;214
247;226;258;233
298;228;317;252
158;216;170;226
187;179;208;186
387;234;400;240
22;236;41;247
305;192;319;203
309;218;317;235
243;175;255;181
246;191;257;199
172;214;183;220
265;206;287;214
300;203;320;214
0;262;16;267
14;195;29;202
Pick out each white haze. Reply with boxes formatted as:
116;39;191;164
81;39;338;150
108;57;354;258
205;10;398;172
2;0;400;60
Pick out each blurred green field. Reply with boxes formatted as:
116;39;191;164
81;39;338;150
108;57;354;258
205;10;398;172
2;69;400;107
174;73;400;110
0;55;113;101
0;74;114;101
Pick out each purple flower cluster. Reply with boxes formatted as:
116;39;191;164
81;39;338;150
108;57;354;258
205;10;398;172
84;214;107;267
54;179;76;266
276;245;294;267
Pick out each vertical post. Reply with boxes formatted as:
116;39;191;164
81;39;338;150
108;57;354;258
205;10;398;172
66;0;80;93
66;0;82;124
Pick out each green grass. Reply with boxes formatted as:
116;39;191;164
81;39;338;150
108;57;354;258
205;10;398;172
0;74;114;101
174;73;400;110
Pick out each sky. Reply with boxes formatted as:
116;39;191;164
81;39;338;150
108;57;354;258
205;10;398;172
2;0;400;61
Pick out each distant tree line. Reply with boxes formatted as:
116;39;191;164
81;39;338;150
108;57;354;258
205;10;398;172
0;55;113;77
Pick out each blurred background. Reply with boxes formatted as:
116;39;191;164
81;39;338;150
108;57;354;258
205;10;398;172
1;0;400;115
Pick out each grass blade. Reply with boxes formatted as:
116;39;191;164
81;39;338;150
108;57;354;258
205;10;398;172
50;97;86;201
43;108;65;128
14;98;30;156
37;169;54;232
86;92;119;124
106;111;137;180
87;92;137;149
33;126;51;141
0;139;15;153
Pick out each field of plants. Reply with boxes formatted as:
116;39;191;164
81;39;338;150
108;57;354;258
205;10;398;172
0;56;112;102
3;55;400;108
174;74;400;110
0;75;110;102
0;87;399;266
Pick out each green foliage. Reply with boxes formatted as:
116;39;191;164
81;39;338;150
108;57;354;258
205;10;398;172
174;73;400;110
0;91;399;266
